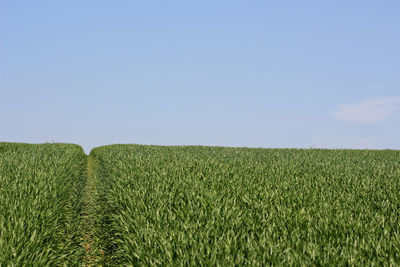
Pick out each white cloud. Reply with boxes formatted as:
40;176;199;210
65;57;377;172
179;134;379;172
333;97;400;123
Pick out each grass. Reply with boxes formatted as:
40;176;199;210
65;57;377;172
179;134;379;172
0;143;87;265
1;142;400;265
81;155;105;265
91;145;400;266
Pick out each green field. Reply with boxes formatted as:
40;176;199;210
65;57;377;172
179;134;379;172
0;143;86;265
1;143;400;265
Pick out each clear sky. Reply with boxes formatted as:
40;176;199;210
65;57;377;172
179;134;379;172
1;1;399;153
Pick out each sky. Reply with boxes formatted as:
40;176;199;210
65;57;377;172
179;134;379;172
1;1;399;153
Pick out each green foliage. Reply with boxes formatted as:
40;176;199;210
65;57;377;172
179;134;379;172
0;143;87;265
91;145;400;266
1;142;400;265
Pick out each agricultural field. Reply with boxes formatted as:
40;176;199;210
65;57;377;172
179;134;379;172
1;142;400;265
91;145;400;265
0;143;87;265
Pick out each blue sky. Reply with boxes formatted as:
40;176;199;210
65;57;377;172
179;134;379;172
1;1;399;153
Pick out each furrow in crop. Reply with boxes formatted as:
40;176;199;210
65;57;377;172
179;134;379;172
81;155;104;266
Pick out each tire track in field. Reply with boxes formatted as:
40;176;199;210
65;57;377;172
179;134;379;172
81;156;104;266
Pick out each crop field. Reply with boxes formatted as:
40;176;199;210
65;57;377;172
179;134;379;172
91;145;400;265
0;143;86;265
1;143;400;265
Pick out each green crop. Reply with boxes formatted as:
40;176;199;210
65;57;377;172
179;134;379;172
91;145;400;266
0;143;86;265
1;143;400;265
